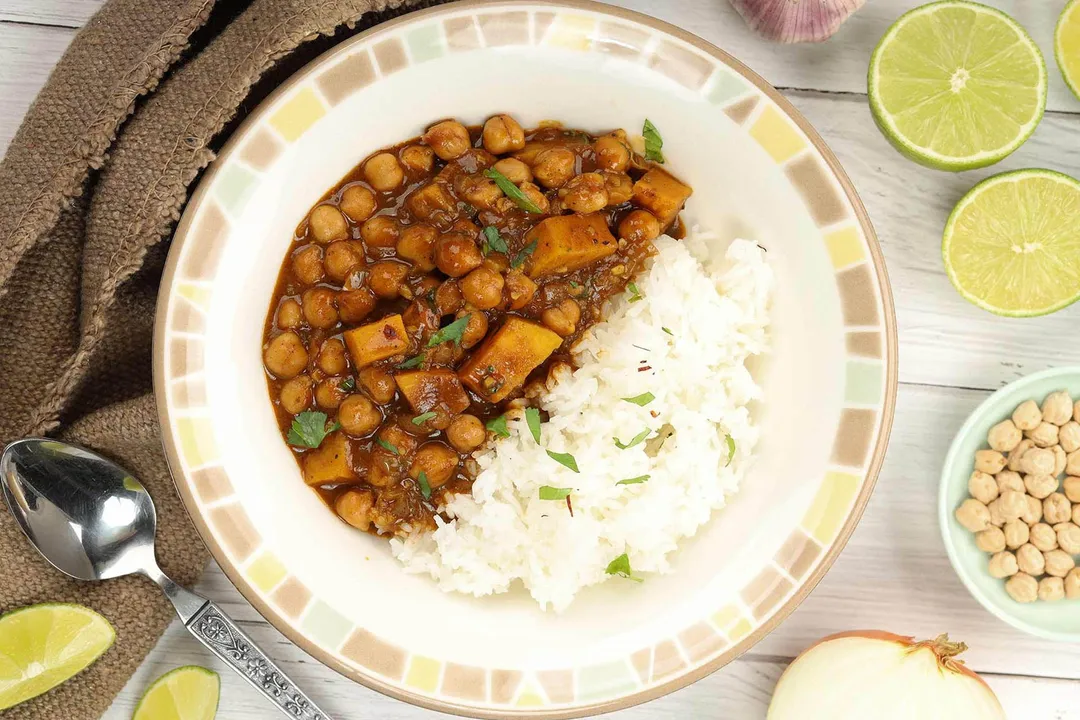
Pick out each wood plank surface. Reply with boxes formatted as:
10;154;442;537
1;0;1079;718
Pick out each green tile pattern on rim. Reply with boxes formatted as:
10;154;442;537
406;23;444;63
302;599;353;650
577;660;637;702
214;162;258;217
845;360;884;405
707;65;752;106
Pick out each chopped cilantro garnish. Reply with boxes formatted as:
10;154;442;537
725;434;736;466
412;411;437;425
525;407;542;444
614;428;651;450
487;414;510;438
617;475;650;485
622;392;655;406
605;553;643;582
546;450;579;473
376;438;400;455
627;282;643;303
569;281;580;289
662;327;674;336
511;238;538;269
482;225;508;255
427;314;471;347
397;354;425;369
339;377;356;391
484;168;543;213
287;411;339;449
417;470;432;499
539;485;572;500
642;119;664;163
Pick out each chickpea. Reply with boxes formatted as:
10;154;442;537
974;449;1007;475
1027;421;1059;448
1016;543;1045;575
379;423;419;457
447;414;486;452
338;394;382;437
1068;448;1080;476
424;120;471;160
308;204;348;243
315;379;347;410
1064;476;1080;503
517;181;550;213
264;332;308;379
435;279;464;316
358;366;396;405
997;490;1027;522
1024;473;1058;500
967;471;998;504
276;298;302;329
1044;492;1072;524
988;550;1019;578
1005;572;1038;603
1021;494;1043;525
974;526;1006;553
1053;445;1067;477
1013;399;1042;431
1045;548;1076;578
1073;503;1080;526
457;174;504;210
337;288;376;324
955;498;991;533
1065;568;1080;599
482;114;525;154
987;419;1022;452
435;233;483;277
986;498;1008;527
1060;422;1080;453
365;453;399;488
558;172;609;213
996;470;1024;493
360;215;400;248
324;241;364;283
1043;390;1074;426
493;157;532;184
1003;519;1029;549
368;261;409;299
541;298;581;337
618;209;661;244
594;134;631;172
601;171;634;205
1057;522;1080;554
504;271;537;310
335;489;375;531
292;245;325;285
393;223;436;271
363;152;404;192
317;339;348;375
1021;447;1055;476
1039;576;1066;601
1030;522;1058;551
302;287;338;329
409;442;460;488
1007;438;1035;472
400;144;435;174
340;184;377;223
459;310;488;349
461;267;505;310
279;375;313;414
531;148;576;188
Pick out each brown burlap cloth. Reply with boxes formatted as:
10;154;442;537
0;0;448;716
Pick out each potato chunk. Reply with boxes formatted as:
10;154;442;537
632;168;692;228
302;432;357;486
406;181;457;225
395;369;471;415
524;213;618;279
343;314;410;367
458;318;562;402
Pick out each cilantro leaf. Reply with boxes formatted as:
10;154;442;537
539;485;572;500
614;428;651;450
525;407;542;444
622;392;655;406
642;119;664;163
605;553;643;582
627;282;643;303
397;354;425;369
725;434;736;466
617;475;650;485
484;168;544;213
417;470;432;499
486;414;510;438
662;327;674;336
546;450;579;473
427;314;471;347
377;438;400;455
482;226;509;254
412;411;437;425
511;238;538;269
339;376;356;391
287;411;339;449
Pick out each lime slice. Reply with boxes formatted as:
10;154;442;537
869;1;1047;171
1056;0;1080;100
133;666;220;720
0;603;115;710
943;169;1080;316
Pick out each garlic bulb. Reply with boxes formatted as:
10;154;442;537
728;0;866;43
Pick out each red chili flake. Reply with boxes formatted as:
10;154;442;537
383;325;397;339
566;495;574;517
638;366;652;372
650;410;659;418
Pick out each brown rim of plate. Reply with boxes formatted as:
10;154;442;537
153;1;899;717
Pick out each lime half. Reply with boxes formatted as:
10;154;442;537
1056;0;1080;100
869;1;1047;171
0;603;115;710
133;666;220;720
943;169;1080;317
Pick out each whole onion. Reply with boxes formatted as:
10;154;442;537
767;631;1006;719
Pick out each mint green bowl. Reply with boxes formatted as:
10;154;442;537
939;366;1080;641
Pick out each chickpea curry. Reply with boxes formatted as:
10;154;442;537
261;115;692;537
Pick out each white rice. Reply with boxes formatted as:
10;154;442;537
391;230;773;611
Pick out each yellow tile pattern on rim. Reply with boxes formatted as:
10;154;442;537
825;226;865;270
748;105;807;164
515;681;546;707
176;416;219;468
802;471;862;544
710;604;740;630
176;282;211;312
269;87;327;142
246;551;288;593
405;655;442;693
545;14;595;51
724;617;753;643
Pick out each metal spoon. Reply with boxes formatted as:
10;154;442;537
1;438;331;719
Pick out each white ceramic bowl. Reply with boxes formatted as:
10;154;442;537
155;2;897;716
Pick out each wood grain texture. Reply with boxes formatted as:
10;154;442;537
1;0;1079;717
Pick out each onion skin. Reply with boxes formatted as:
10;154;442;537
767;630;1006;720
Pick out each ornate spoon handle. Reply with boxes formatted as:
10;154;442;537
186;600;331;719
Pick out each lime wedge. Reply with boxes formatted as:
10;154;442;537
943;169;1080;316
1056;0;1080;100
133;666;220;720
869;1;1047;171
0;603;115;710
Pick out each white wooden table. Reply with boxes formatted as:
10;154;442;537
3;0;1080;716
